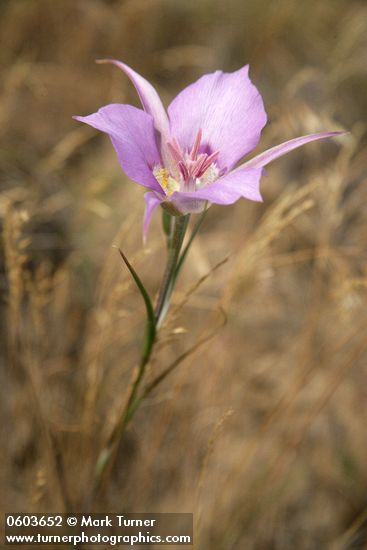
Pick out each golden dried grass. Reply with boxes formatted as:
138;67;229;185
1;0;367;548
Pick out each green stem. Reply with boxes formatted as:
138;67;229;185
173;207;207;285
89;214;189;504
155;215;189;329
124;216;188;427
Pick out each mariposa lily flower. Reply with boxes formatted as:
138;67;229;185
74;60;343;238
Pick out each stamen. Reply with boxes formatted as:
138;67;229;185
167;141;183;164
172;137;184;159
178;161;189;181
201;150;220;174
190;128;202;161
192;154;207;178
164;132;220;191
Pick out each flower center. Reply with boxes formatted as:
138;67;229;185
154;129;220;196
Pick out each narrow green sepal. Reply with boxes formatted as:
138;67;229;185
162;210;172;237
160;201;183;217
174;207;208;283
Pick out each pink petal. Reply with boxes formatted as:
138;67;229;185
168;66;267;172
242;132;345;169
97;59;170;140
74;104;162;192
171;166;263;213
96;59;173;169
143;192;163;242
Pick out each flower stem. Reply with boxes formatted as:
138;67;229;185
155;215;189;329
88;214;189;506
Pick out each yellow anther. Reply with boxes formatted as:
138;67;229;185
153;167;180;196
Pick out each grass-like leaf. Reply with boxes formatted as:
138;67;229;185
118;248;156;360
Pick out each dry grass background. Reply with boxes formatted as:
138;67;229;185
1;0;367;548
